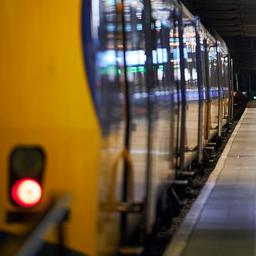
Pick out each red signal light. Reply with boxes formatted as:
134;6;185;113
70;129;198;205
11;178;42;207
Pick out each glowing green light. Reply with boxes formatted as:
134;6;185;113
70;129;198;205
127;66;146;73
254;96;256;100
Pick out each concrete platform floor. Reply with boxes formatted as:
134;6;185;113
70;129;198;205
165;107;256;256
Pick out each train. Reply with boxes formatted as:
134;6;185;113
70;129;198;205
0;0;233;255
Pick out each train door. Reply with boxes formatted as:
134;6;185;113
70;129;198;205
203;36;211;142
119;0;182;245
119;0;150;246
217;46;225;136
221;53;230;126
199;33;208;148
195;22;207;163
217;48;223;135
170;15;183;176
145;3;179;232
179;14;199;169
228;58;234;123
208;44;219;140
82;1;127;255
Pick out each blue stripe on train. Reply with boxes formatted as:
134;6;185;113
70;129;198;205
81;0;100;118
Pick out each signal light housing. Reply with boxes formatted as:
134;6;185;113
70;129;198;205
9;146;45;208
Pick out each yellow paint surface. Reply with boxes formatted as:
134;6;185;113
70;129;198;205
0;0;101;254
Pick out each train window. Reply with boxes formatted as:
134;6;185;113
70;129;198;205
208;45;218;99
82;0;125;135
222;55;230;97
183;21;198;100
150;2;176;175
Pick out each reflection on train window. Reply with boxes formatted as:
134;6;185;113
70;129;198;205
221;55;229;97
123;0;147;99
183;21;198;101
92;0;124;135
208;46;219;99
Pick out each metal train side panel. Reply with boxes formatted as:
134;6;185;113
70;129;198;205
0;0;101;255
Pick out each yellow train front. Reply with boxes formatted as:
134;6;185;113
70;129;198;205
0;0;234;256
0;0;102;255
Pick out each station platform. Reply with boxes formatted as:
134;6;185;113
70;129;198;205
164;105;256;256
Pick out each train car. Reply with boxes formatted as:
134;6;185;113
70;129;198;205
0;0;233;255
